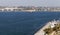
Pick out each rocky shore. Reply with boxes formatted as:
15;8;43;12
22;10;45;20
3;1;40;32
34;20;60;35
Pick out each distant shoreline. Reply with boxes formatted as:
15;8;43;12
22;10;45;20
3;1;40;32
0;6;60;12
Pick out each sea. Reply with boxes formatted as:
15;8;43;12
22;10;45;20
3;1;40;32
0;11;60;35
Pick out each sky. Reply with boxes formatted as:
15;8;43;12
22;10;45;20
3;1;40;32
0;0;60;7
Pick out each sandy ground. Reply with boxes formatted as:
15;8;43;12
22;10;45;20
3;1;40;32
34;22;50;35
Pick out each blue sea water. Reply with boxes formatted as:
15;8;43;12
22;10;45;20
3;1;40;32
0;11;60;35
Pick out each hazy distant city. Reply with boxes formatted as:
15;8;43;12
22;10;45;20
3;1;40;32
0;6;60;12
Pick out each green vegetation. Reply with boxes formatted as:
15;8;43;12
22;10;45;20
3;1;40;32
43;23;60;35
44;28;53;35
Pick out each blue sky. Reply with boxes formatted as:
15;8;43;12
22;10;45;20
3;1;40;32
0;0;60;7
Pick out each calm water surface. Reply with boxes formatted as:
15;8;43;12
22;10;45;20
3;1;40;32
0;11;60;35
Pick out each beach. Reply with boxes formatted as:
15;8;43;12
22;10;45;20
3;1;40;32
34;22;50;35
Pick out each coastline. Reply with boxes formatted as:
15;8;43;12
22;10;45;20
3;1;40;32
0;6;60;12
34;22;50;35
